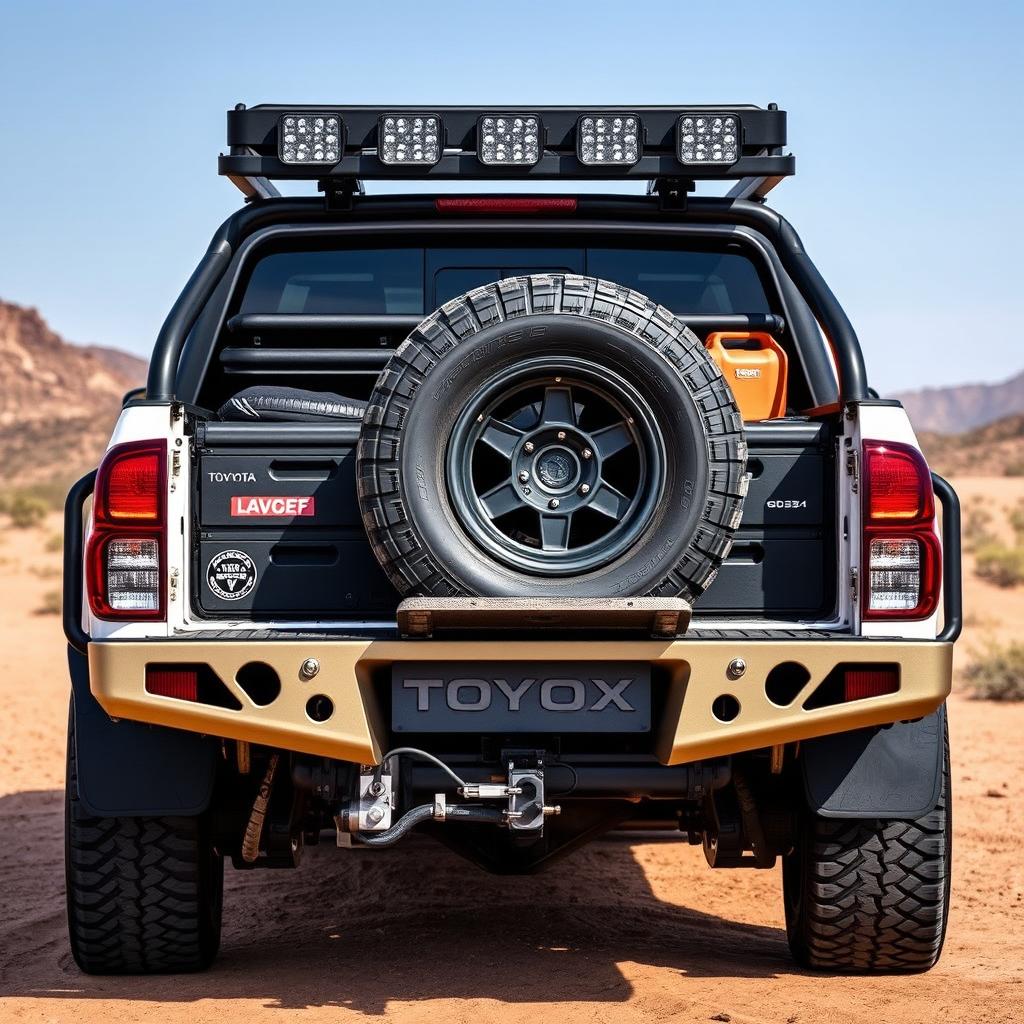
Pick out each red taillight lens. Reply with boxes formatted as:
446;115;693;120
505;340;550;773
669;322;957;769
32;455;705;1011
435;197;578;214
843;666;899;702
863;441;934;523
861;440;940;621
104;451;161;521
146;667;198;701
87;440;167;621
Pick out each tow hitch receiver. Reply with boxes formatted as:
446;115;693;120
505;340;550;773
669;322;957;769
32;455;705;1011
506;752;557;832
339;748;560;847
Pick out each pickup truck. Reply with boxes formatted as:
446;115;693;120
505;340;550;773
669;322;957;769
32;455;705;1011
63;103;961;976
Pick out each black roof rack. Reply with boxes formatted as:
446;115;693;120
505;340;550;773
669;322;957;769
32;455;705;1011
219;103;793;200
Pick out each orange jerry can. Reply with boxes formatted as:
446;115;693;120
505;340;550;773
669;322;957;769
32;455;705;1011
705;332;789;421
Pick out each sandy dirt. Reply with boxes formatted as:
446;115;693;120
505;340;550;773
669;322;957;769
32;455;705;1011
1;496;1023;1024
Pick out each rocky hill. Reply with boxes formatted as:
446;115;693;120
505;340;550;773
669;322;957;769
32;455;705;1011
918;414;1024;478
894;369;1024;434
0;300;146;489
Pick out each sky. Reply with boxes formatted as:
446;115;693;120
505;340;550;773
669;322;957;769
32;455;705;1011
0;0;1021;395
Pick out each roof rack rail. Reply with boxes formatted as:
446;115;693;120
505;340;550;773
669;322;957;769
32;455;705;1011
218;103;794;197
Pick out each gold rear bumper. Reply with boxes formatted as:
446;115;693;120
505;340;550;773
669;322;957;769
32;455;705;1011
88;636;952;766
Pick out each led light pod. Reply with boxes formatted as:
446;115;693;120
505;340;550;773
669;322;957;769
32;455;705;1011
278;113;343;165
379;113;442;165
477;115;541;166
677;113;739;165
577;114;641;166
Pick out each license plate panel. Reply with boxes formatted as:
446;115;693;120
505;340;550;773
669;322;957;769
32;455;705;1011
391;661;652;733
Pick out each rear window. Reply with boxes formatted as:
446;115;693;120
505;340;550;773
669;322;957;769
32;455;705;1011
238;246;771;317
241;249;424;315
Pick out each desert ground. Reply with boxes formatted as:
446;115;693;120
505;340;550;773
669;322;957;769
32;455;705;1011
1;481;1022;1024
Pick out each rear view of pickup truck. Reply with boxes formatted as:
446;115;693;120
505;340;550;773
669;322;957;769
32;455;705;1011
63;104;960;976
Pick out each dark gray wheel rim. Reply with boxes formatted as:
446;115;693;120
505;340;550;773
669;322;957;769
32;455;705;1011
446;356;667;576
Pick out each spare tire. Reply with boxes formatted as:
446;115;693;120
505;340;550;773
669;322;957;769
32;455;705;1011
357;274;746;600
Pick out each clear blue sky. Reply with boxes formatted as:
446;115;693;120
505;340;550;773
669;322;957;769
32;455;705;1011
1;0;1021;394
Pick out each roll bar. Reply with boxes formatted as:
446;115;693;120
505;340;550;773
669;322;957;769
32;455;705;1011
145;198;867;404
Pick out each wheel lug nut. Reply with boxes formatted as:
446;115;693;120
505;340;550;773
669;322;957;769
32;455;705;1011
524;441;535;453
518;471;530;483
582;448;592;460
557;431;567;441
579;483;591;495
549;498;560;509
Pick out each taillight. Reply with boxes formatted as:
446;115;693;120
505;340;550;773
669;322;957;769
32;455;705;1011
87;440;167;620
861;440;940;620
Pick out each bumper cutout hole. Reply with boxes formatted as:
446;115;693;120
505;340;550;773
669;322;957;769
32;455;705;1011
765;661;811;707
712;694;740;722
236;662;281;706
306;694;334;722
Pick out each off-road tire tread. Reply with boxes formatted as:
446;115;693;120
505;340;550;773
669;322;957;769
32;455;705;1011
358;274;746;598
65;704;222;974
785;727;951;973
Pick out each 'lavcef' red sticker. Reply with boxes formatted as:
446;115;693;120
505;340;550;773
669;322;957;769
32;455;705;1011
230;495;316;517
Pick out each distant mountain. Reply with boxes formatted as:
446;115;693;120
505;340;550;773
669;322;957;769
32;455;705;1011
918;414;1024;478
894;369;1024;434
0;300;146;488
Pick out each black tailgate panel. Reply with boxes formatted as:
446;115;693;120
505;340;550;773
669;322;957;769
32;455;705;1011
193;420;834;621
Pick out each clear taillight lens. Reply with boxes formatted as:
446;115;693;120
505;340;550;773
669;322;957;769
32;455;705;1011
104;538;161;611
867;538;921;611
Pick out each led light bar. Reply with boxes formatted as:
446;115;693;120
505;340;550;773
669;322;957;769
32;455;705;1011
677;113;740;165
278;113;343;165
577;114;641;166
477;114;541;166
379;113;441;165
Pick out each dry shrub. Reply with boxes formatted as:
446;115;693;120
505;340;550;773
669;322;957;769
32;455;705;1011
966;643;1024;701
974;542;1024;588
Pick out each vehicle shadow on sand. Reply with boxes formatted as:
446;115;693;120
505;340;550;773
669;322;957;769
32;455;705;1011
1;789;800;1015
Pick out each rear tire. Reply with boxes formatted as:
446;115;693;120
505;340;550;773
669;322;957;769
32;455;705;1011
782;719;951;972
65;699;223;974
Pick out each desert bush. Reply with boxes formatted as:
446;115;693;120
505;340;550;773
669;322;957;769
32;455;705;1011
1005;459;1024;477
965;643;1024;701
1009;501;1024;544
6;493;49;529
974;542;1024;588
45;532;63;553
962;499;996;552
35;590;62;616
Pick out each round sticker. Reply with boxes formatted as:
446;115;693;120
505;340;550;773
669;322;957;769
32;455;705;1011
207;549;257;601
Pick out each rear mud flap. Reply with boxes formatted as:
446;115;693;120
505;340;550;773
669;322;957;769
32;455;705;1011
801;704;945;819
68;645;218;817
